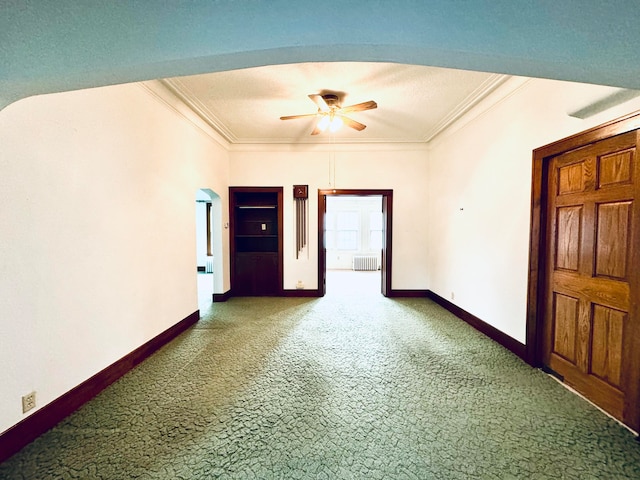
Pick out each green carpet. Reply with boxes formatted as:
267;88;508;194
1;293;639;479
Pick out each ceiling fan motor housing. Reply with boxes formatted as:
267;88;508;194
322;94;340;108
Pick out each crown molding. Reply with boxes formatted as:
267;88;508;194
160;78;238;143
138;80;230;149
228;136;430;146
426;76;534;148
228;141;429;153
422;73;511;143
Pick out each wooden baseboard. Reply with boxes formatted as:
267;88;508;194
426;290;527;360
388;289;429;298
212;291;232;302
216;290;322;299
0;310;200;463
282;289;322;297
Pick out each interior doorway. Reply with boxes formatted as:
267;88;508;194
195;188;223;310
324;195;382;296
318;189;393;296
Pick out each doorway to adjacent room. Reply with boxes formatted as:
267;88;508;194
195;188;224;310
323;195;383;296
318;189;393;297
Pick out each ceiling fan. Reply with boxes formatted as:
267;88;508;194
280;93;377;135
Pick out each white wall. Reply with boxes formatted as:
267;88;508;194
229;145;429;290
0;81;230;434
427;77;640;343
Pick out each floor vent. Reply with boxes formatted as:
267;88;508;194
352;255;378;271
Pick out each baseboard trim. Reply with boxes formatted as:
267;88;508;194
0;310;200;463
388;289;429;298
212;290;232;302
282;289;322;297
426;290;527;361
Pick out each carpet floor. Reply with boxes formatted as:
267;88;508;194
1;274;639;479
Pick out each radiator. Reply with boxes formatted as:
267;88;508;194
205;256;214;273
352;255;378;271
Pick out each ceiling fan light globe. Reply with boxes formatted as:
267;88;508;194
317;115;330;131
329;116;343;132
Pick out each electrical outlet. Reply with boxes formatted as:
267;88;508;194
451;292;455;301
22;391;36;413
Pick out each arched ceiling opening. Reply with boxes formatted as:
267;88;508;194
3;1;640;145
3;1;640;109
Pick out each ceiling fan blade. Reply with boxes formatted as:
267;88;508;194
340;115;367;131
308;94;330;112
339;100;377;114
280;113;317;120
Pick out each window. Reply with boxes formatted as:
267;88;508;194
325;212;336;249
369;211;383;251
336;211;359;250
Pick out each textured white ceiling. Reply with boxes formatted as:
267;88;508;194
163;62;507;144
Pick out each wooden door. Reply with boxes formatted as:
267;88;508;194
543;130;640;430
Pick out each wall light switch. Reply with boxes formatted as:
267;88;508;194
261;223;267;231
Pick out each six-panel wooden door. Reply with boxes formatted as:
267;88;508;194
543;130;640;430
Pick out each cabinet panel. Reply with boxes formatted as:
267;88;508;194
230;187;283;296
234;253;278;296
235;236;278;253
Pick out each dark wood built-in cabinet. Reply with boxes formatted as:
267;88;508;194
230;187;283;296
